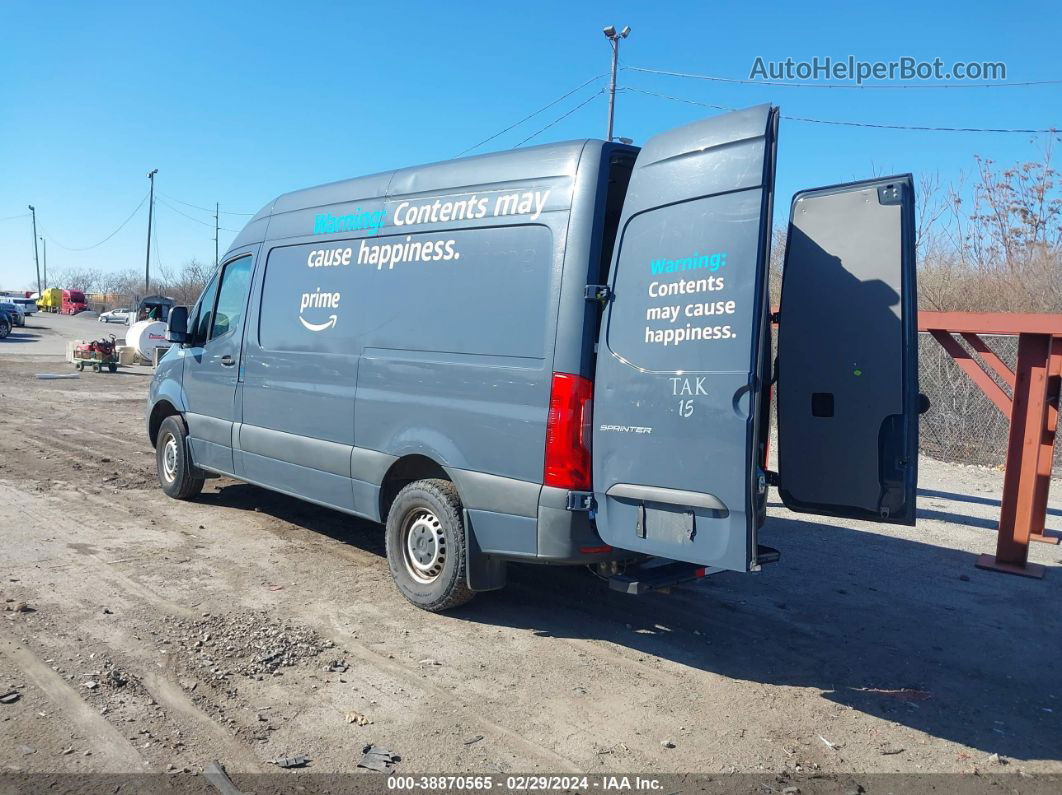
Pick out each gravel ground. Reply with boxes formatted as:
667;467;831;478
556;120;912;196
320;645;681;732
0;313;1059;785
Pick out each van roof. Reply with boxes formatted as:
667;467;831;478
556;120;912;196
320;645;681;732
230;139;630;250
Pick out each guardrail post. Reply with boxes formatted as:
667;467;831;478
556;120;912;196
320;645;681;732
976;332;1052;578
1029;339;1061;545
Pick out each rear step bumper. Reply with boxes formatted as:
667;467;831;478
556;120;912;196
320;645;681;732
609;545;781;595
756;544;781;565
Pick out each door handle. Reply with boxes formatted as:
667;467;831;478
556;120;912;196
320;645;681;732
220;355;236;367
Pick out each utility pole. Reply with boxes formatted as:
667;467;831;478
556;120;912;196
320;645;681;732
144;169;158;294
39;237;47;289
28;205;40;296
214;202;219;268
602;25;631;141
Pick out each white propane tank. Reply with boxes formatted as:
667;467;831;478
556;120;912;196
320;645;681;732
126;320;168;360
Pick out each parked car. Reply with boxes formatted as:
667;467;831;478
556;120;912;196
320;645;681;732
10;297;36;316
0;302;26;327
99;307;131;324
0;309;11;339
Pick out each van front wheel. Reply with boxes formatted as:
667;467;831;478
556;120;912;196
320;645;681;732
385;479;474;612
156;416;204;500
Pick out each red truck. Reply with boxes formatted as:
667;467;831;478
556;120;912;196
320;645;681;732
61;290;87;315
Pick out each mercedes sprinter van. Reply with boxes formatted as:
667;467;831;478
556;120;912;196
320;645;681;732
147;104;919;611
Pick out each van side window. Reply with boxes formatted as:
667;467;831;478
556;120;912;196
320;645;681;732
192;275;220;345
210;255;253;340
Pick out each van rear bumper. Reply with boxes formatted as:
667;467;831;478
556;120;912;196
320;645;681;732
469;485;634;565
536;503;620;563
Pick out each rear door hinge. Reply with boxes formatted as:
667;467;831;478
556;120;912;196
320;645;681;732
765;470;780;488
566;491;595;512
769;310;781;324
585;284;612;303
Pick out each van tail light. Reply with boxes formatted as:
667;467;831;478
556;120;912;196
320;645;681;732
543;372;593;491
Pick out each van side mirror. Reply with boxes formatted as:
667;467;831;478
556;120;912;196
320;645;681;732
167;306;189;344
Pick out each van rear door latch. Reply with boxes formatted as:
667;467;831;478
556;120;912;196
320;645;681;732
584;285;612;303
566;491;595;512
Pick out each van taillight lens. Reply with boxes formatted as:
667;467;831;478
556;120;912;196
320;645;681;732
544;372;593;491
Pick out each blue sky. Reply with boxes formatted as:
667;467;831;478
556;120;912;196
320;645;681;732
1;0;1059;290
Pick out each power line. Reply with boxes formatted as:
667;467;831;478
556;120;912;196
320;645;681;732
624;65;1062;90
782;111;1057;134
158;191;255;216
513;90;605;148
39;193;149;251
619;87;1060;134
157;197;240;232
0;212;30;223
458;74;607;156
619;87;730;112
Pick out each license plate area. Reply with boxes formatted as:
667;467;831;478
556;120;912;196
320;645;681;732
635;503;698;544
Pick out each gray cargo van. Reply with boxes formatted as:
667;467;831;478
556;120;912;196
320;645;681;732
147;104;919;611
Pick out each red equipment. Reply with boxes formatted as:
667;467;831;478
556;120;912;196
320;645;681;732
73;335;119;373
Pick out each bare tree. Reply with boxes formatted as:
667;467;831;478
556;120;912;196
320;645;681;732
964;141;1061;270
917;140;1062;313
47;267;104;293
156;259;211;305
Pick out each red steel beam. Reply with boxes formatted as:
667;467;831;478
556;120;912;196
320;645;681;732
920;311;1062;336
929;330;1013;416
976;333;1053;578
960;332;1016;391
1029;338;1062;545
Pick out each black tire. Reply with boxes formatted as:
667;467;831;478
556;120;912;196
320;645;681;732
0;319;9;339
108;363;117;373
75;361;84;371
156;415;204;500
385;479;474;612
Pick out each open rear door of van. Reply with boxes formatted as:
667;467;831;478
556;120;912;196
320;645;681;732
776;176;918;524
591;105;778;572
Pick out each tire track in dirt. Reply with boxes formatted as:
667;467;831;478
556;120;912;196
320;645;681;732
0;480;587;773
315;610;586;773
9;429;155;490
0;485;274;772
0;482;199;616
47;477;739;769
0;637;149;773
89;624;269;774
315;596;714;769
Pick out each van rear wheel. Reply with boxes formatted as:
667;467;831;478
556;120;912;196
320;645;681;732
156;416;204;500
385;479;474;612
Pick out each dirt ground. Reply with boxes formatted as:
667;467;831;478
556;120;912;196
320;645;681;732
1;314;1060;784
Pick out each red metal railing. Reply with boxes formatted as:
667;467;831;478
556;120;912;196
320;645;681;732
919;312;1062;578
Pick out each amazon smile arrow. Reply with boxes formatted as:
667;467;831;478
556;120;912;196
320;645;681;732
299;314;338;332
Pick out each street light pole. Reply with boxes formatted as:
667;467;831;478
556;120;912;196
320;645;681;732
28;205;40;296
39;237;47;289
145;169;158;295
603;25;631;141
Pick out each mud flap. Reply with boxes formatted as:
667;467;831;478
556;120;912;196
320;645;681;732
463;509;507;592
